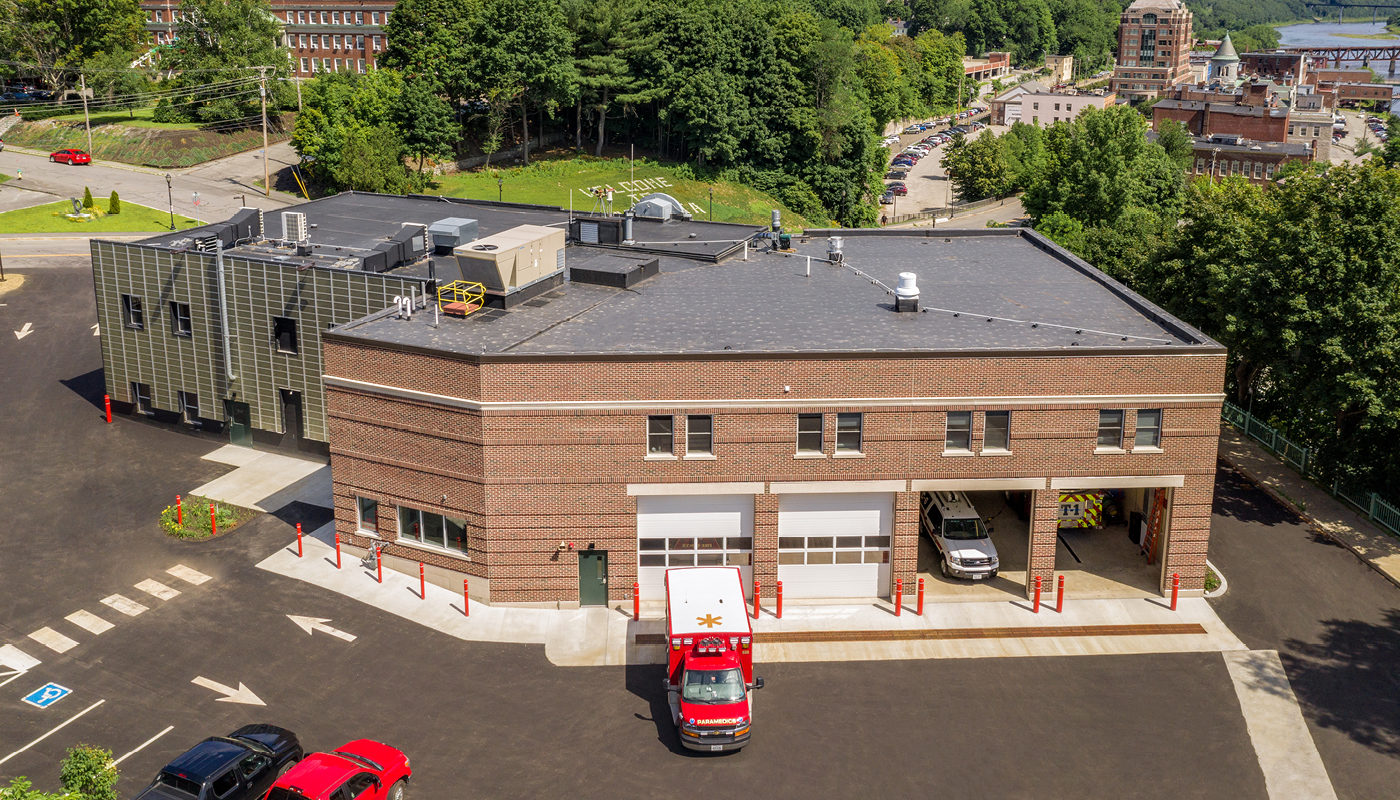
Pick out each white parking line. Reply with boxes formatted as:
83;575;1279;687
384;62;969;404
134;579;180;601
166;565;212;585
28;627;78;654
0;644;41;672
0;700;105;767
65;610;114;636
113;725;175;766
101;594;148;616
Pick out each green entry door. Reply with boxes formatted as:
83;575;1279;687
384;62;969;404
226;401;252;446
579;550;608;606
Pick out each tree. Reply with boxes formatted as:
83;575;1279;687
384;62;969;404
59;745;119;800
378;0;481;102
942;129;1011;200
1383;116;1400;168
83;50;151;118
82;186;93;209
0;777;67;800
156;0;291;123
468;0;575;166
569;0;653;157
1155;118;1193;171
0;0;146;91
391;77;459;173
108;190;120;214
291;70;416;192
331;125;414;193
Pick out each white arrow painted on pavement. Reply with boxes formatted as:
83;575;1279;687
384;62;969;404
14;323;33;340
287;615;356;642
91;323;100;337
191;676;265;705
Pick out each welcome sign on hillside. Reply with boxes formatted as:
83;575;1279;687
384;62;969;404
577;176;709;218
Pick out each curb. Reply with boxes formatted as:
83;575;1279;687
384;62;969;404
1218;451;1400;594
1204;559;1227;598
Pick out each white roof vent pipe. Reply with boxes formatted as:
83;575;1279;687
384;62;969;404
827;236;844;263
894;271;919;312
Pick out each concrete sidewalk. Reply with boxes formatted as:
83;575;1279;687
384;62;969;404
192;444;330;512
1218;424;1400;591
258;523;1248;668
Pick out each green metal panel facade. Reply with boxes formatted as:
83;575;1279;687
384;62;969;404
91;239;427;443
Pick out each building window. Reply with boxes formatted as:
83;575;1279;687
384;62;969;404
398;506;468;555
121;294;144;329
322;57;330;71
647;415;673;455
835;413;863;453
1054;103;1061;111
272;316;298;354
1135;409;1162;448
297;10;305;23
333;57;341;71
1253;162;1262;179
797;413;823;454
778;535;890;565
155;10;162;22
355;11;363;23
131;382;152;414
640;535;751;568
371;11;379;23
298;33;306;48
1195;157;1205;173
300;57;307;72
331;11;339;23
945;411;972;452
358;58;365;73
1098;409;1125;449
355;34;364;49
357;496;378;534
984;411;1010;452
168;301;192;336
319;10;327;23
686;415;712;456
1032;102;1039;110
333;34;341;49
178;391;199;423
372;35;381;51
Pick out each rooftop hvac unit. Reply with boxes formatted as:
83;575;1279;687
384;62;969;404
194;234;220;253
427;217;478;253
281;211;308;244
453;224;567;293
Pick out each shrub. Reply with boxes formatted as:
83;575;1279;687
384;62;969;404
108;190;121;215
60;744;119;800
82;187;94;209
159;495;254;539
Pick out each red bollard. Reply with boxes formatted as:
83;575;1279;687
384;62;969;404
1033;575;1042;613
209;503;216;536
753;581;761;619
295;522;303;557
1170;573;1180;611
464;578;470;617
776;581;783;619
104;394;112;424
1056;574;1065;614
917;577;925;616
419;562;426;598
895;578;903;616
176;495;182;527
334;533;341;569
377;547;383;583
633;581;640;621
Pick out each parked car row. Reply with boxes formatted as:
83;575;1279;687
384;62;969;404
133;726;412;800
1366;116;1390;142
890;107;987;140
1;86;56;102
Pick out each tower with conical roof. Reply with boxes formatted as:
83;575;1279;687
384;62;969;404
1210;33;1240;84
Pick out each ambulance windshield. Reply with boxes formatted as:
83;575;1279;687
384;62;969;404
943;518;988;540
681;668;746;704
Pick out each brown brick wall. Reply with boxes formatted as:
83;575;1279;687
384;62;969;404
324;342;1225;602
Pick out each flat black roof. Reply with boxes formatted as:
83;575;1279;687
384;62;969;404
329;228;1221;359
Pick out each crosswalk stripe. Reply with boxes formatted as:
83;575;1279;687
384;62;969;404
135;579;180;600
28;627;78;654
166;564;212;585
101;594;148;616
65;610;114;635
0;644;41;672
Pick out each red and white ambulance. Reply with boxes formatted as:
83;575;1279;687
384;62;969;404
663;566;764;752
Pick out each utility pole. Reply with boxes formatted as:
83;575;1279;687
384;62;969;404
294;78;302;112
258;66;270;196
79;73;92;153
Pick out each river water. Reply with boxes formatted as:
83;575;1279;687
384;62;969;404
1275;21;1400;78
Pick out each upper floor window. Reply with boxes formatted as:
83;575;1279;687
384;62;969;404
984;411;1010;451
686;415;712;456
945;411;972;452
357;495;378;534
169;301;192;336
272;316;298;354
371;11;379;23
797;413;823;454
1097;409;1124;449
835;413;863;453
647;415;673;455
121;294;144;329
331;11;340;23
1135;409;1162;448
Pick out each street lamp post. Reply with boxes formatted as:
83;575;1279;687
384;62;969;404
165;173;175;231
497;176;503;202
709;186;713;220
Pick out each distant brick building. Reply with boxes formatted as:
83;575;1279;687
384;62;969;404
1183;134;1313;184
1020;92;1116;126
1153;99;1290;142
1111;0;1195;100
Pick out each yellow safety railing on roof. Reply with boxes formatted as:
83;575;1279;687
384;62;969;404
436;280;486;316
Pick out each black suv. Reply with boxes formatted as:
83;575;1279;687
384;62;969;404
133;724;302;800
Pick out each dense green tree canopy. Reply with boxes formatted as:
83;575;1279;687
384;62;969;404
155;0;291;122
0;0;146;90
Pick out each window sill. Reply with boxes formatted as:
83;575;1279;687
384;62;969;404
942;450;975;457
980;449;1014;457
682;453;716;460
356;529;381;538
644;454;678;461
394;537;471;562
833;451;865;458
1094;447;1128;455
794;452;827;459
1131;446;1164;454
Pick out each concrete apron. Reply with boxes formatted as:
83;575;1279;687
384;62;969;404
259;525;1249;668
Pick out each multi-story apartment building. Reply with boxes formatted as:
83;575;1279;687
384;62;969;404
1111;0;1194;100
140;1;395;77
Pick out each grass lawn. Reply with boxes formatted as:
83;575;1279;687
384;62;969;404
0;199;204;233
35;105;205;130
0;174;10;184
430;156;827;228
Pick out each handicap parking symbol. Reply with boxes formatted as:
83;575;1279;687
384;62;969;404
22;682;72;709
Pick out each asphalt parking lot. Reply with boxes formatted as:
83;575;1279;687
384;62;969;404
881;110;997;216
0;257;1277;798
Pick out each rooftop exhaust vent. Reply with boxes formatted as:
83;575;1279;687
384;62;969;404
827;236;844;263
427;217;478;254
894;271;919;313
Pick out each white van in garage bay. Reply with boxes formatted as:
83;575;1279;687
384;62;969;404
920;492;999;579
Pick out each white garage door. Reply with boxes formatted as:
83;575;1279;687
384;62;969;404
778;493;892;599
637;495;753;601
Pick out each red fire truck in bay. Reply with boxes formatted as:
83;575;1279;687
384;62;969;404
663;566;764;752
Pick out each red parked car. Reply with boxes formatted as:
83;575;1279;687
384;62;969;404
264;740;410;800
50;148;91;165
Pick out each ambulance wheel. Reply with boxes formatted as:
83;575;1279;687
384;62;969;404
940;556;952;578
